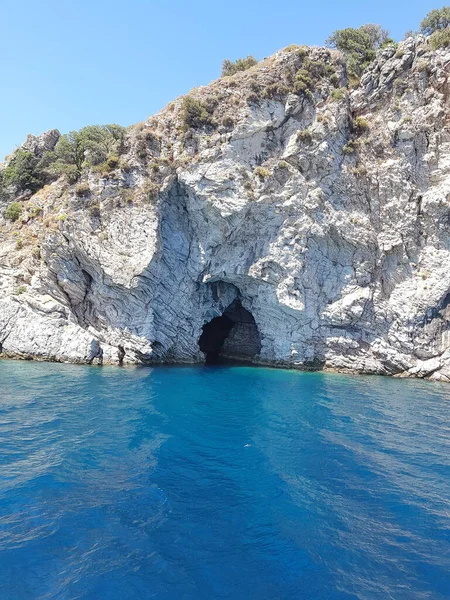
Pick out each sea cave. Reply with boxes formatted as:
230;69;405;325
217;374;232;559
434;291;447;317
198;299;261;364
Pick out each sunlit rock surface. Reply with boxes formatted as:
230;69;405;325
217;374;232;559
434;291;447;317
1;37;450;380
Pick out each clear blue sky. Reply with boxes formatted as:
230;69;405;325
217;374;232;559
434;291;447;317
0;0;438;159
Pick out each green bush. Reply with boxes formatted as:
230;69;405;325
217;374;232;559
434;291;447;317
331;88;346;101
305;59;329;77
343;140;357;154
262;83;289;99
254;166;271;179
353;116;370;132
50;124;126;180
182;96;215;130
296;47;308;58
104;155;120;171
326;24;390;77
330;73;340;86
52;162;78;184
222;55;258;77
293;69;313;94
421;7;450;35
2;150;45;193
5;201;22;221
430;27;450;49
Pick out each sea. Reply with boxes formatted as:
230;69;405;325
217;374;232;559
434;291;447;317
1;360;449;599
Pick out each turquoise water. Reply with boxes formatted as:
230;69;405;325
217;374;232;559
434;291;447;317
1;361;450;599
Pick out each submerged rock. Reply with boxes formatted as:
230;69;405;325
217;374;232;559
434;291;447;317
1;38;450;380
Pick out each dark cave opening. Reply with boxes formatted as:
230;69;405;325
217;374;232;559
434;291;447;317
199;299;261;364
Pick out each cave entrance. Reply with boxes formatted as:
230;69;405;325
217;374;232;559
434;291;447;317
199;299;261;364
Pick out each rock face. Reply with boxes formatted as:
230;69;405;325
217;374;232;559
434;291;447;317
1;37;450;381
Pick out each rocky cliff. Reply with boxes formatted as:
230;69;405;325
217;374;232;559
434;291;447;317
1;36;450;380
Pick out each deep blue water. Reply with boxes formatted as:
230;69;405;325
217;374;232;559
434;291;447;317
1;361;450;599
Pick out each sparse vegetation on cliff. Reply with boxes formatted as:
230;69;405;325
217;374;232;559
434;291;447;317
421;6;450;48
181;97;215;131
326;24;393;77
51;125;126;179
2;150;46;194
5;201;22;221
222;56;258;77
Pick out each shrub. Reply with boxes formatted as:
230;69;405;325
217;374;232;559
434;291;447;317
349;165;368;176
417;59;429;72
343;140;357;154
51;124;126;179
89;204;100;217
104;155;120;171
182;96;214;131
296;47;308;59
3;150;45;193
16;285;27;295
421;7;450;35
278;160;290;169
222;55;258;77
296;129;312;144
143;181;160;202
284;44;301;52
262;83;289;99
305;59;329;78
28;205;43;218
348;74;361;88
293;69;313;94
254;166;271;179
331;88;346;101
330;73;340;86
222;116;234;129
75;183;90;197
53;162;78;184
5;201;22;221
430;27;450;49
353;116;370;132
326;24;390;77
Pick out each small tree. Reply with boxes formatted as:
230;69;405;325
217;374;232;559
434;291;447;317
2;150;45;193
222;55;258;77
181;97;214;130
326;24;391;77
421;6;450;35
359;24;392;48
51;124;126;179
52;130;88;176
430;26;450;48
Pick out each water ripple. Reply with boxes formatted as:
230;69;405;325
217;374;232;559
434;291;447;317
0;361;450;599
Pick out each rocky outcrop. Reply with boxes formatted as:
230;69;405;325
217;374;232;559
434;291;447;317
1;37;450;381
20;129;60;157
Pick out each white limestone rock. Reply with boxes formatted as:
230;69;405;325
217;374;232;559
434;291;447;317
1;38;450;381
